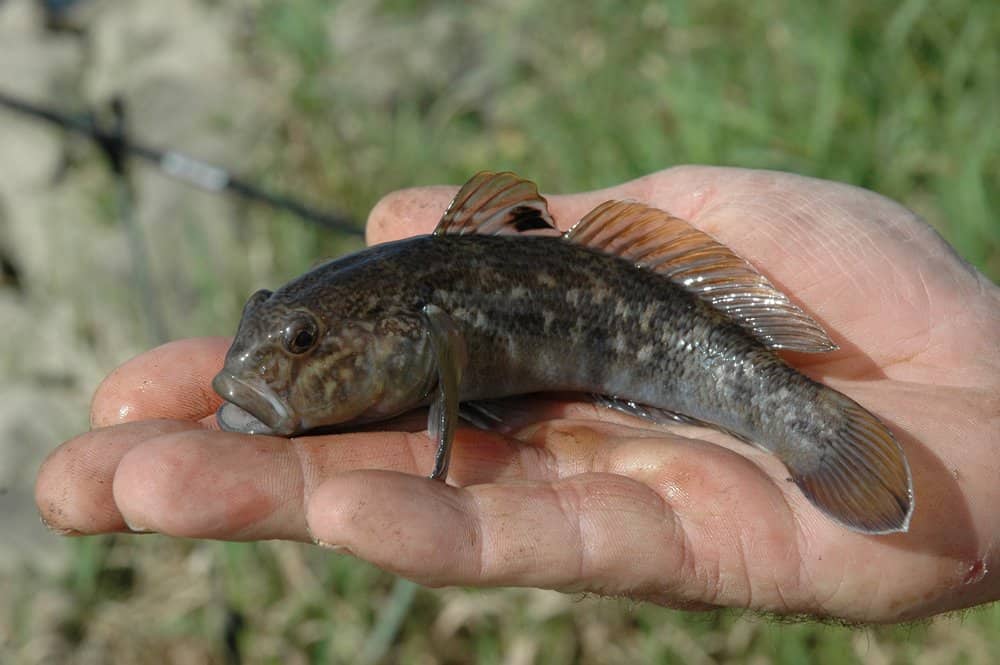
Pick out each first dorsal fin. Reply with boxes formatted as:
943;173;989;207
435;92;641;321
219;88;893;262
565;200;837;353
435;171;562;237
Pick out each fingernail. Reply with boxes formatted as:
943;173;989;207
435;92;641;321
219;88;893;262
123;518;153;533
314;539;354;556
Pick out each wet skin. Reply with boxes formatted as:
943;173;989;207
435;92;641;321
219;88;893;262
36;166;1000;622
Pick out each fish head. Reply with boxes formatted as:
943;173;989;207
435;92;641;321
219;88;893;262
213;287;434;436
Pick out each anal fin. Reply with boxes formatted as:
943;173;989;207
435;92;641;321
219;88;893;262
459;399;519;434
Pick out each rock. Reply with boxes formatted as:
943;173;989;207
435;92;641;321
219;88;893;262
0;0;270;572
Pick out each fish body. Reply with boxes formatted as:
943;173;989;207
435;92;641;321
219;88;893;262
253;233;808;439
214;172;913;534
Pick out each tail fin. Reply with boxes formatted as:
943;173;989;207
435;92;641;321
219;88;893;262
789;393;914;534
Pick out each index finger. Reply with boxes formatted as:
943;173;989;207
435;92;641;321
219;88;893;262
91;337;232;428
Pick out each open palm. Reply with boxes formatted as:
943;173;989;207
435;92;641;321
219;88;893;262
36;166;1000;622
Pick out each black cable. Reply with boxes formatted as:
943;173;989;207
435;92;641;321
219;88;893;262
100;97;168;344
0;89;362;235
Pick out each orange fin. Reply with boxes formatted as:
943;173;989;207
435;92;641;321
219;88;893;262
565;200;837;353
790;392;913;534
435;172;561;237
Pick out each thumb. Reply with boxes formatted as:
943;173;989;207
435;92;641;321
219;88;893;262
365;186;458;245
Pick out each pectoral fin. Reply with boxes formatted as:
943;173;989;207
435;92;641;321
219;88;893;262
591;394;710;428
459;400;513;433
422;304;467;481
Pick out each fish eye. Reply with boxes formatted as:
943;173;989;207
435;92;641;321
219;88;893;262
283;317;319;355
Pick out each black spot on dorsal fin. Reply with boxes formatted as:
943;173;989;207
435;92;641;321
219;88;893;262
509;205;556;232
434;172;561;237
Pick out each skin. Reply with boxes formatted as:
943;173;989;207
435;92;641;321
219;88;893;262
35;166;1000;623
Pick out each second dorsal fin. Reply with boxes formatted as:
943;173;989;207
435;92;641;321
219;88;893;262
434;171;562;237
565;200;837;353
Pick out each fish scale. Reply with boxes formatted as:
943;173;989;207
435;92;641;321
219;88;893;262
411;236;717;400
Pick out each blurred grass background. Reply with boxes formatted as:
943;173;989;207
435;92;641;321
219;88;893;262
1;0;998;663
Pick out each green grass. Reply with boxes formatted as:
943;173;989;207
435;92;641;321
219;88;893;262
247;0;998;284
5;0;999;663
8;538;1000;663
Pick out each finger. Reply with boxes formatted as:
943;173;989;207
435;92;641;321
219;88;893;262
365;186;458;245
305;469;806;612
305;470;685;590
53;418;816;613
85;414;715;541
112;429;311;539
301;422;812;603
106;424;559;540
91;337;232;427
35;420;202;535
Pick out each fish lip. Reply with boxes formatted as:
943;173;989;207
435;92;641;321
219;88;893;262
211;371;297;436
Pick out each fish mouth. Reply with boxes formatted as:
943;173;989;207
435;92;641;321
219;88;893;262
212;371;298;436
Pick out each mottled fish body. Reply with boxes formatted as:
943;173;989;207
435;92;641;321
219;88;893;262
214;172;914;534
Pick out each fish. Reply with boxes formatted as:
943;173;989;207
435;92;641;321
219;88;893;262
213;171;914;535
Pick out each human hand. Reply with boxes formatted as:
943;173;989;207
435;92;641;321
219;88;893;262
36;166;1000;622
